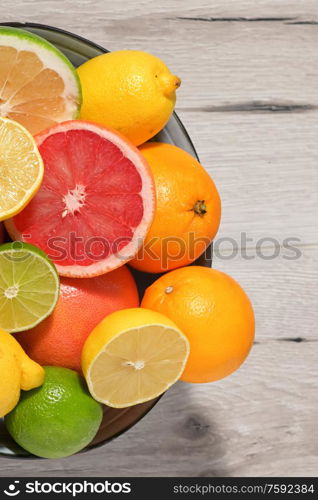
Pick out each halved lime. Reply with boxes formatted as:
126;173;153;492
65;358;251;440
0;242;59;332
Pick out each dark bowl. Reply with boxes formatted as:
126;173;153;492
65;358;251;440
0;22;212;458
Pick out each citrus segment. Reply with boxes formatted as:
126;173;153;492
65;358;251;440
82;308;190;408
0;117;44;221
6;120;156;277
0;27;81;135
0;242;59;332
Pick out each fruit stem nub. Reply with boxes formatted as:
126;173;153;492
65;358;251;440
193;200;207;217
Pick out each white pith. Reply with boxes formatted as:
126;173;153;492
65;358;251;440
123;360;145;370
62;184;86;218
4;284;19;299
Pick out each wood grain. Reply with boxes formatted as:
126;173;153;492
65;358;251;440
0;341;317;477
179;110;318;247
0;0;317;477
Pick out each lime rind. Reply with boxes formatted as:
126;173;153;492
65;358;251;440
0;242;60;332
0;26;82;119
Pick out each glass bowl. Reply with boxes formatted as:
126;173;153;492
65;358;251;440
0;22;212;458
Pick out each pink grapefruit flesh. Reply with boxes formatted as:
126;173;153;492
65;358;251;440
5;120;156;277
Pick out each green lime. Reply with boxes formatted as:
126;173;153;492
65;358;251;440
0;242;60;332
5;366;103;459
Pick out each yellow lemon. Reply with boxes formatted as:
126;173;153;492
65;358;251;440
77;50;181;146
82;308;189;408
0;328;44;417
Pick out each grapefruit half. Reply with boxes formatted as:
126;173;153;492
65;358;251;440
6;120;156;277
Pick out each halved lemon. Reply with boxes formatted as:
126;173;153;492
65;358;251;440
0;117;44;221
82;308;190;408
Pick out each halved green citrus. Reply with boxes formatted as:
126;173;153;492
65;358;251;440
0;26;81;134
0;242;59;332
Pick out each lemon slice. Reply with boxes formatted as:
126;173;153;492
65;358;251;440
0;242;59;332
82;308;190;408
0;117;44;221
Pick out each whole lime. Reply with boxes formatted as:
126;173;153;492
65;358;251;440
5;366;103;458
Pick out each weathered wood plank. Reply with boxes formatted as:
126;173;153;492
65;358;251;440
214;246;318;341
178;110;318;247
1;2;318;110
0;340;317;477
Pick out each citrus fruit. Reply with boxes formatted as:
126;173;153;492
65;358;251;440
5;366;103;458
0;328;44;417
16;265;139;373
141;266;255;383
0;117;44;221
5;120;156;278
0;242;59;332
0;26;81;135
77;50;180;146
82;308;190;408
130;142;221;273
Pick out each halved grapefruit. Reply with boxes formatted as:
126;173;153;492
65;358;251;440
5;120;156;278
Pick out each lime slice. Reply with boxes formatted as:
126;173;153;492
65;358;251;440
0;26;81;135
0;242;60;332
0;117;44;221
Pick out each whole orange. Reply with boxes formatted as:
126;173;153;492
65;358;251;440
141;266;254;383
130;142;221;273
15;266;139;373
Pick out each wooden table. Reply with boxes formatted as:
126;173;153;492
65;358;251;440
0;0;317;477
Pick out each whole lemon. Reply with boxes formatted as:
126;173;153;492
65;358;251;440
77;50;181;146
0;328;44;417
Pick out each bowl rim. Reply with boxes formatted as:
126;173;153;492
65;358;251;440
0;21;204;459
0;21;199;163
